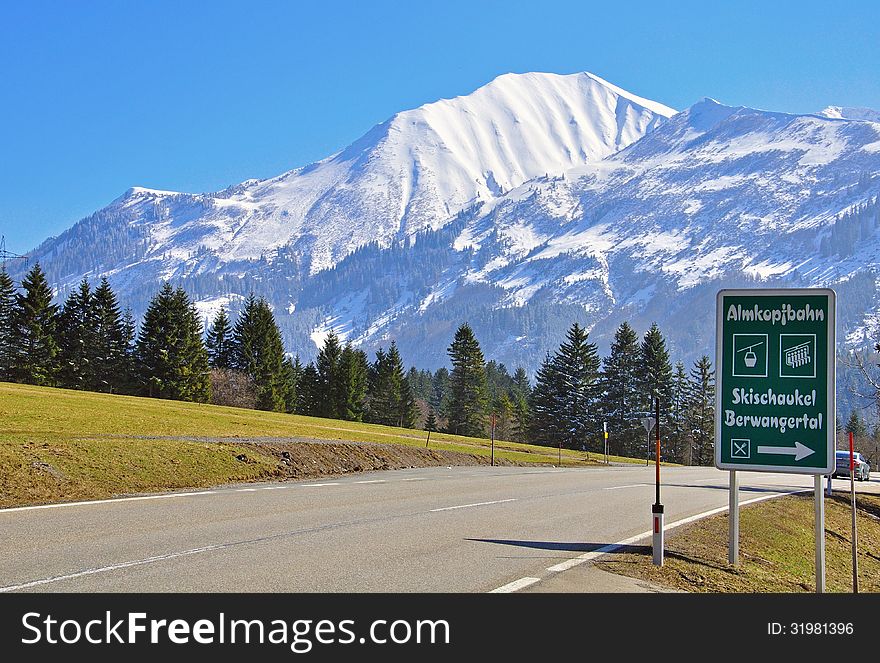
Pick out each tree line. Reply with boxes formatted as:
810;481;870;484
0;263;717;464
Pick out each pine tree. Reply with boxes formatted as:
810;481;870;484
92;278;130;393
298;362;321;416
282;355;304;414
639;322;674;460
390;343;416;428
687;355;715;466
668;361;690;464
136;283;211;402
509;366;531;443
554;322;601;449
445;323;489;437
528;353;564;446
338;344;369;421
9;263;60;386
206;307;234;369
231;295;286;411
366;342;415;427
845;410;867;439
57;279;96;390
0;267;16;381
424;407;438;432
430;367;450;413
314;331;343;419
511;367;531;399
119;307;137;393
598;322;642;457
491;392;514;442
640;323;673;407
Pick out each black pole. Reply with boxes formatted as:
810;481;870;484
490;414;496;467
655;397;661;507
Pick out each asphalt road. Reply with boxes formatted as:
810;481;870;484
0;465;827;593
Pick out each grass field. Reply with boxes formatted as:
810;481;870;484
0;382;642;507
598;492;880;592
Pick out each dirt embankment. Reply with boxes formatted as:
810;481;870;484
231;436;515;479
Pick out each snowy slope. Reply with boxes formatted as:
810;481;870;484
17;72;880;374
309;98;880;367
819;106;880;123
57;71;675;282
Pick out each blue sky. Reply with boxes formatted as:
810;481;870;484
2;0;879;251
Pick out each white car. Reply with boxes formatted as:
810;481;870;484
834;450;871;481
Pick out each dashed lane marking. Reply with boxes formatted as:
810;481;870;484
430;499;516;513
490;577;541;593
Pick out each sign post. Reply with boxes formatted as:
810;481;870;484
652;398;664;566
715;289;835;592
641;416;655;466
490;413;496;467
603;421;608;465
849;431;859;593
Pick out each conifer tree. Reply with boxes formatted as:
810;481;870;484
424;407;438;432
314;331;343;419
282;355;304;414
92;278;130;393
206;307;234;369
509;366;531;443
298;362;321;416
640;322;673;409
58;279;96;390
554;322;601;449
687;355;715;466
512;367;531;399
445;323;489;437
231;295;286;411
528;353;563;445
119;307;137;393
136;283;210;402
430;367;450;413
338;344;369;421
9;263;60;386
0;267;16;381
390;343;416;428
668;361;690;464
366;342;415;427
845;410;867;439
598;322;642;457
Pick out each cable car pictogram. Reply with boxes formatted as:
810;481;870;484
736;340;764;368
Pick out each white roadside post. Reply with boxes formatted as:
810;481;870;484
641;412;663;565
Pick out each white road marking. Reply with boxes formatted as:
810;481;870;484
0;543;227;593
604;484;649;490
261;486;287;490
430;499;516;513
490;577;541;593
236;489;258;492
543;489;809;574
301;483;340;487
354;480;386;484
402;477;428;482
0;491;217;514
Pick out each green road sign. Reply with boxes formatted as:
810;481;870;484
715;289;835;474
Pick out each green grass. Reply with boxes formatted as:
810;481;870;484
598;492;880;592
0;381;646;507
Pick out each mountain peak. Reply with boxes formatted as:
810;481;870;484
818;106;880;123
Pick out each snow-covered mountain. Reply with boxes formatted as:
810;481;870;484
51;71;673;281
820;105;880;123
15;72;880;375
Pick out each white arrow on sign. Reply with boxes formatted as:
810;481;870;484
756;441;815;461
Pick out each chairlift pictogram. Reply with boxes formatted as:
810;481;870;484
736;340;764;368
